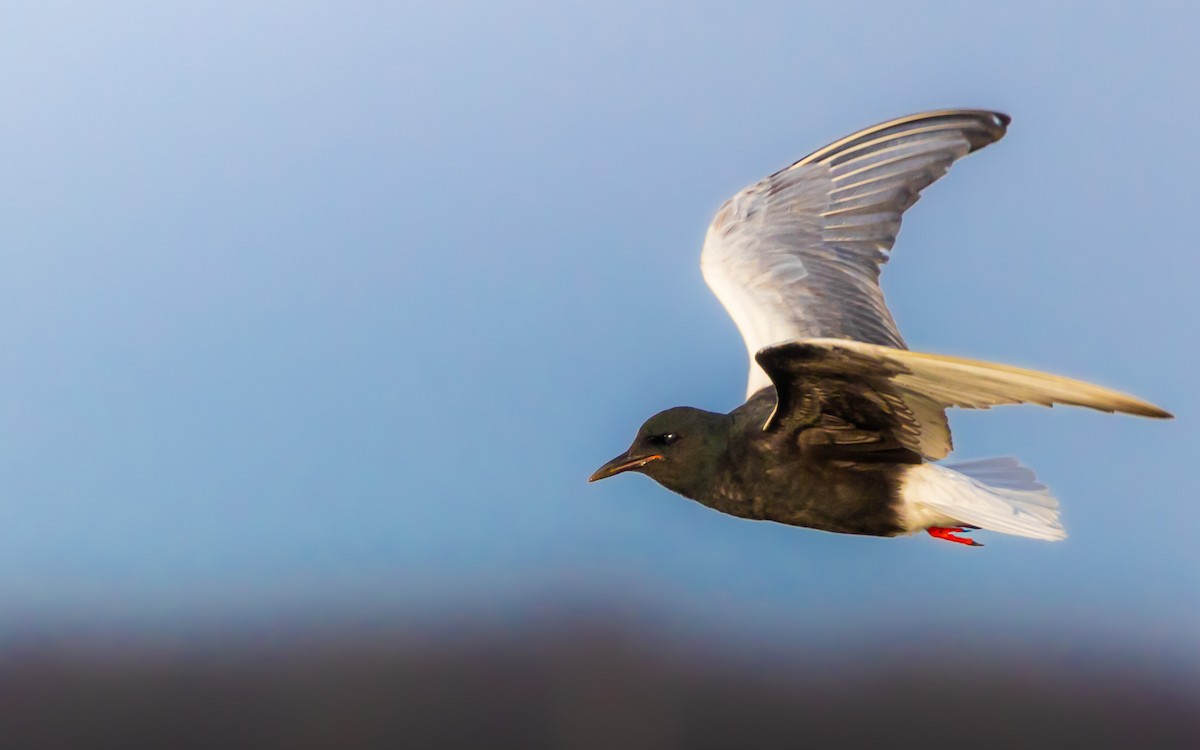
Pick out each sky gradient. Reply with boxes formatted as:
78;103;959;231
1;2;1196;654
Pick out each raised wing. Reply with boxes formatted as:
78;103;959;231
755;339;1172;461
701;110;1010;398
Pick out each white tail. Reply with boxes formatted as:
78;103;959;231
899;458;1066;541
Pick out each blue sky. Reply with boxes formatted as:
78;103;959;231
1;2;1196;650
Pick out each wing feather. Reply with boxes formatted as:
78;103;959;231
701;110;1009;397
756;339;1172;460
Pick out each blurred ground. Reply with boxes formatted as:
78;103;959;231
2;610;1196;750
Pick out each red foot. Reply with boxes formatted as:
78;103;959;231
927;526;983;547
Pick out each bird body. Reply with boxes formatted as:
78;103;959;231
590;110;1171;546
666;390;913;537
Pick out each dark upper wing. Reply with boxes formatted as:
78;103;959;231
700;110;1009;398
755;339;1172;460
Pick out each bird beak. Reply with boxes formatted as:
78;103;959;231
588;451;664;483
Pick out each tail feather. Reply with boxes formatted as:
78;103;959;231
945;457;1047;492
901;459;1065;541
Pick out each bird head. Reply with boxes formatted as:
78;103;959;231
589;406;729;498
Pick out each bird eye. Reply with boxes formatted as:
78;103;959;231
648;432;680;446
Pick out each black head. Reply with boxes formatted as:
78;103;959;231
589;406;730;499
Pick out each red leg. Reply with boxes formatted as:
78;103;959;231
927;526;983;547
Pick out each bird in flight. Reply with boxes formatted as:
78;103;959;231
589;110;1171;546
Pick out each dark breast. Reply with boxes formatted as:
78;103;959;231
701;390;909;537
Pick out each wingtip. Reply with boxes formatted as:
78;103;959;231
788;108;1013;170
1112;396;1174;420
1142;405;1174;420
967;110;1010;149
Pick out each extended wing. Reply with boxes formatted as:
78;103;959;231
700;110;1009;398
755;339;1171;460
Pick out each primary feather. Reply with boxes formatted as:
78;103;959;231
701;110;1010;398
756;338;1171;460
